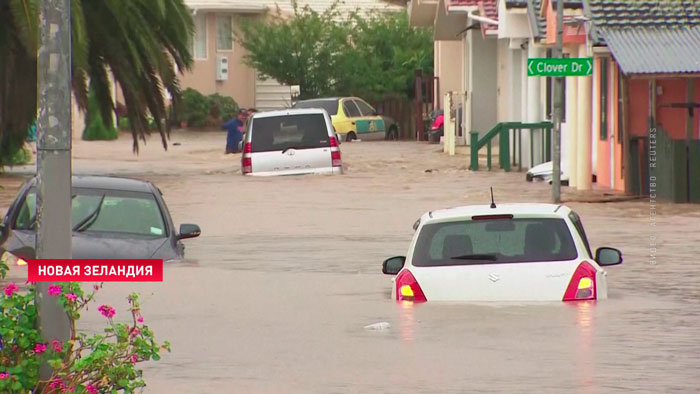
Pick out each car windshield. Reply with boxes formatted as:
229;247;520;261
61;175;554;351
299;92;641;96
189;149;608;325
250;113;331;153
15;188;166;237
413;217;578;266
293;100;338;116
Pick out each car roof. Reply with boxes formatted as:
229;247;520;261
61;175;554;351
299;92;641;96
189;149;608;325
297;98;340;102
421;203;571;222
27;175;154;193
252;108;330;118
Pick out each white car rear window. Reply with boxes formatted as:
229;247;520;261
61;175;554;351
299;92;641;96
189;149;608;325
413;217;578;266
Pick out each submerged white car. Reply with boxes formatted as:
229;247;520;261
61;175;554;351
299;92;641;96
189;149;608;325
382;203;622;303
241;108;343;176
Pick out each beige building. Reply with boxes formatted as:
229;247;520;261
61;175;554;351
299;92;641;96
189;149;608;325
182;0;404;111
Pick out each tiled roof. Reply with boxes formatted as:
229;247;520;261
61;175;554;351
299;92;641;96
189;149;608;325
585;0;700;45
449;0;498;35
588;0;700;28
528;0;546;38
480;0;498;32
602;27;700;74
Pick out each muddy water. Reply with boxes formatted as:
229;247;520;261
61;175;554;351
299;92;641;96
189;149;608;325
3;132;700;393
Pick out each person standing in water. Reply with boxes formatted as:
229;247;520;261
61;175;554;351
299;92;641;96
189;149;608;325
222;108;248;154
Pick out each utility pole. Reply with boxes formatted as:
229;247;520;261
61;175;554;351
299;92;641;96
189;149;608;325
36;0;72;379
551;0;564;203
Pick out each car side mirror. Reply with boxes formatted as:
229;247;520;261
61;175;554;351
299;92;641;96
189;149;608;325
382;256;406;275
177;224;201;240
595;247;622;266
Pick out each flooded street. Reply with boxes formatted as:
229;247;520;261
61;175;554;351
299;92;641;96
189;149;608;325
3;131;700;393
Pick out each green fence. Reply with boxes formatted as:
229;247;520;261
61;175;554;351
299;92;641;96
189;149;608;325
469;122;553;171
653;127;700;203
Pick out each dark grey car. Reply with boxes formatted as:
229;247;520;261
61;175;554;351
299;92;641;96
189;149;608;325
0;175;201;261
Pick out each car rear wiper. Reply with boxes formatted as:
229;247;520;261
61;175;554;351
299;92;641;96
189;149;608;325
73;194;106;232
281;147;303;154
450;254;498;261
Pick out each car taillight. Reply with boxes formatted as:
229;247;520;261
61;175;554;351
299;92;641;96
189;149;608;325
330;137;342;167
563;261;597;301
242;143;252;174
395;270;427;303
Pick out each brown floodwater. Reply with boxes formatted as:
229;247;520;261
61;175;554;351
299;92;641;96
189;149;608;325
2;131;700;393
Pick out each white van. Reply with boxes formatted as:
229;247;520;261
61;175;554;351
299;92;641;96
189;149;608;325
241;109;343;176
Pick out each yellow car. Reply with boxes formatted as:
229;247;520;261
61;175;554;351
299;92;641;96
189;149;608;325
294;97;396;142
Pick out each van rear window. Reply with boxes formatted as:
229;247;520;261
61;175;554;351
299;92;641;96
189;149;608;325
251;114;330;153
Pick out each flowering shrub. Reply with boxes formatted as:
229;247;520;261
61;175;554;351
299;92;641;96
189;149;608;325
0;258;170;393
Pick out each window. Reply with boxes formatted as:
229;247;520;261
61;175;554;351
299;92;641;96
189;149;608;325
353;99;376;116
412;218;578;266
600;57;609;140
568;211;593;258
250;114;330;153
15;189;166;237
294;99;339;116
192;13;207;59
342;100;361;117
216;15;233;51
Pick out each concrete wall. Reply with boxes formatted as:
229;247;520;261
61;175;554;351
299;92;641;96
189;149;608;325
470;30;498;137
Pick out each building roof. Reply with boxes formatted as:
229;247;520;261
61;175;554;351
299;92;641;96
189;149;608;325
601;27;700;75
584;0;700;75
449;0;498;35
588;0;700;29
185;0;403;14
527;0;546;38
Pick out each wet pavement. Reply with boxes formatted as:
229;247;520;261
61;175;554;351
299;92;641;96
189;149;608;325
2;130;700;393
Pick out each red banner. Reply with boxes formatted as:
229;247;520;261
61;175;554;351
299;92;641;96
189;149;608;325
27;259;163;282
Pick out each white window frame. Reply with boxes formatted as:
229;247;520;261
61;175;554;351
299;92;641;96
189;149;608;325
216;14;234;52
192;12;208;60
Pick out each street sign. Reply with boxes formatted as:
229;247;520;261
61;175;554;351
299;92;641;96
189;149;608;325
527;57;593;77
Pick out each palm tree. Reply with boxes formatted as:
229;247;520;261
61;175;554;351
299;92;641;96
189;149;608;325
0;0;194;164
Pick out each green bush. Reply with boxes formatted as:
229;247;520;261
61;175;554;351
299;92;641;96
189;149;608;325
175;88;238;128
6;145;32;166
83;88;118;141
118;117;130;130
0;254;170;393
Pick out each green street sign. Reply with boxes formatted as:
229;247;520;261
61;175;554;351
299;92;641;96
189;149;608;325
527;57;593;77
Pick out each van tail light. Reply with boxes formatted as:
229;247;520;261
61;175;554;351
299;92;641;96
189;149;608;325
563;261;597;301
395;270;427;303
329;137;342;167
242;142;252;174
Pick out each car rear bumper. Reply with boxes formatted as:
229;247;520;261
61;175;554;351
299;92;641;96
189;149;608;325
244;167;342;177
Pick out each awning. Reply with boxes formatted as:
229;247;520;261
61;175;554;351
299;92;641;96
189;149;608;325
602;27;700;75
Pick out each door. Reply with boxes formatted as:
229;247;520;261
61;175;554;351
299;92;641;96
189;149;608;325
249;113;332;175
335;99;361;136
353;98;386;140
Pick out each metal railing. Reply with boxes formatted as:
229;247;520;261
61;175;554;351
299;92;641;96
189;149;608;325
469;122;553;171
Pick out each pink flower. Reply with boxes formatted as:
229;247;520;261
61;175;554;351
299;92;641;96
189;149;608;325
34;343;47;354
49;378;65;390
64;293;77;302
3;283;18;296
137;316;144;323
48;285;62;296
131;354;138;363
51;339;63;353
98;305;115;319
66;387;76;392
93;284;100;291
0;372;9;379
130;327;141;337
85;385;98;394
